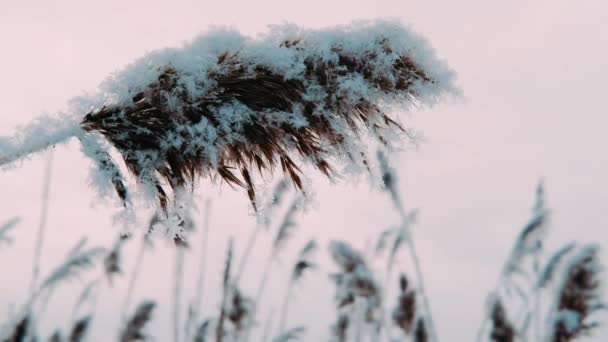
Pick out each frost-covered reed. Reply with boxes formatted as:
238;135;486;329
0;180;605;342
0;20;456;222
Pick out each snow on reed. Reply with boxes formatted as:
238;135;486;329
0;19;457;230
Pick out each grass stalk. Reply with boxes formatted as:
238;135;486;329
29;151;54;296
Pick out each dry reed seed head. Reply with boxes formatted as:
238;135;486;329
376;149;402;209
413;318;428;342
40;240;107;291
0;217;20;247
549;244;603;341
292;239;318;281
329;240;382;326
292;260;316;281
273;196;304;253
489;299;514;342
104;237;129;284
270;178;290;207
332;313;349;342
120;300;156;342
226;287;254;331
69;315;92;342
399;274;409;292
6;315;31;342
392;274;416;334
76;20;456;213
194;319;211;342
506;181;550;277
329;241;365;272
146;207;195;247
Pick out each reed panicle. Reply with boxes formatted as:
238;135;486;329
414;318;428;342
291;239;318;282
272;196;304;254
227;287;254;334
392;274;417;334
104;234;130;285
477;181;549;342
120;300;156;342
277;239;318;335
332;314;349;342
79;33;440;211
0;217;19;248
68;315;92;342
489;299;514;342
329;239;382;341
545;244;603;341
194;319;211;342
4;315;30;342
377;150;438;341
39;239;106;291
1;20;456;218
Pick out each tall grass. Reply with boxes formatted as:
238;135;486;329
0;168;605;342
1;166;606;342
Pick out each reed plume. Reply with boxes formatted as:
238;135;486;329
194;319;211;342
278;240;318;335
120;300;156;342
392;274;417;334
545;244;603;341
489;299;514;342
0;217;19;248
3;315;30;342
332;314;349;342
68;315;92;342
414;318;428;342
104;234;130;285
0;20;455;215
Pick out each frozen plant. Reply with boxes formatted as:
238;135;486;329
0;20;457;228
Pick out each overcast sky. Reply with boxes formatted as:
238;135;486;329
1;0;607;341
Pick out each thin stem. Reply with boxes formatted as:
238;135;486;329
395;204;439;342
173;246;186;342
216;239;233;342
277;280;294;335
260;307;276;342
188;200;211;340
405;234;439;342
242;256;274;342
30;151;54;296
376;261;395;341
121;237;147;323
255;256;274;305
533;251;541;342
235;223;263;283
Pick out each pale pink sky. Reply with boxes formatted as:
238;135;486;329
1;0;607;341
